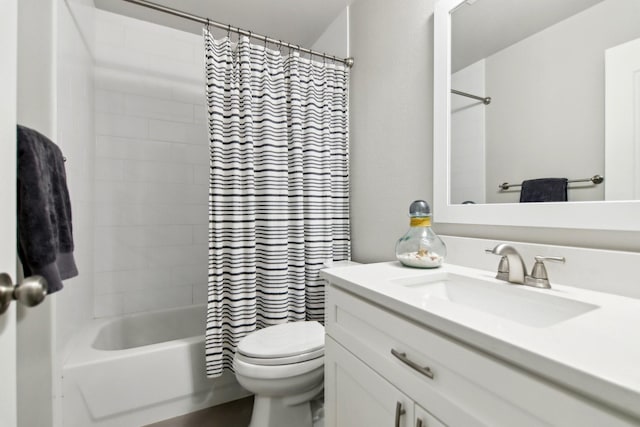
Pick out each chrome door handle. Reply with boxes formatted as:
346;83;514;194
395;401;406;427
391;348;434;379
0;273;47;315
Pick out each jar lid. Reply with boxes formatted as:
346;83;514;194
409;200;431;216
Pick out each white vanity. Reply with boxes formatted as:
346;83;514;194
321;261;640;427
320;0;640;423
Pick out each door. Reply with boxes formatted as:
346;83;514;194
415;405;447;427
0;0;19;426
325;336;414;427
605;37;640;200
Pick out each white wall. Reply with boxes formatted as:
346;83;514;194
348;0;640;257
451;60;486;204
312;7;349;59
56;1;96;425
93;10;208;317
57;0;95;361
349;0;435;263
485;0;640;203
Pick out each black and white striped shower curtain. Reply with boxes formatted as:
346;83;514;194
204;31;350;378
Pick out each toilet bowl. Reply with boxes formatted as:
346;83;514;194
233;321;325;427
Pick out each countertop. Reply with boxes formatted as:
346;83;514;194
321;261;640;420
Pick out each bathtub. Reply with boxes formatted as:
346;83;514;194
62;304;248;427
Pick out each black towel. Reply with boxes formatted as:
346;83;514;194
519;178;568;203
17;125;78;293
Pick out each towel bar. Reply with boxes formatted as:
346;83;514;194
499;174;603;191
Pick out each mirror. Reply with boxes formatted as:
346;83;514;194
449;0;640;204
433;0;640;230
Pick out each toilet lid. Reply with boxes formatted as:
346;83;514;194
237;321;324;360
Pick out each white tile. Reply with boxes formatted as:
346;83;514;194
94;268;173;295
95;67;174;101
95;112;148;138
172;82;206;106
95;89;125;114
186;144;209;165
192;224;209;245
95;225;194;248
171;263;207;286
95;158;124;181
148;119;207;145
193;165;210;185
93;234;149;272
94;292;125;318
95;12;125;47
94;202;207;226
94;180;208;205
95;43;149;72
124;94;194;123
123;285;193;314
96;136;209;164
122;159;193;184
147;244;208;268
124;25;195;63
144;54;204;84
192;282;208;305
193;104;207;124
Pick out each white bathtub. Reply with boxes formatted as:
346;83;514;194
62;304;248;427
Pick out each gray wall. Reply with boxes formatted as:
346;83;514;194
349;0;435;263
348;0;640;260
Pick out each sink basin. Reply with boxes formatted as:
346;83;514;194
392;272;598;328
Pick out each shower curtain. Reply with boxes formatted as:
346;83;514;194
204;31;350;378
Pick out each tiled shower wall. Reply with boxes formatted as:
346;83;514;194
93;10;208;317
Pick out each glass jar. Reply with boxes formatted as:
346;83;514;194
395;200;446;268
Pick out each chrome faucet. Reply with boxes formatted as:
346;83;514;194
485;244;528;284
485;244;566;289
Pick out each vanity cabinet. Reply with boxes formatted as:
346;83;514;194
324;283;639;427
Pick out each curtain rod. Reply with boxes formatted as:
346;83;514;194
451;89;491;105
121;0;355;68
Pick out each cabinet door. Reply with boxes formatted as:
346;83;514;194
415;405;447;427
325;336;414;427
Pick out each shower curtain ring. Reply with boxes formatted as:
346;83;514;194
227;24;231;38
205;18;209;30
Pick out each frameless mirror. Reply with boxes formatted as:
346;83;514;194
433;0;640;230
450;0;640;205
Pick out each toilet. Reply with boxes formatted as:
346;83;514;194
233;321;325;427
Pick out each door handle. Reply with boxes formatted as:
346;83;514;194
395;401;406;427
391;348;434;379
0;273;47;315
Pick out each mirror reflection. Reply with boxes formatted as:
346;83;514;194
450;0;640;204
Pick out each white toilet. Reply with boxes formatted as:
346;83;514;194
233;321;325;427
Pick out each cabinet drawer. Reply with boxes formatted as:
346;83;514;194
326;285;638;427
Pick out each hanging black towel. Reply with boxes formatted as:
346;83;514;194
519;178;568;203
17;125;78;293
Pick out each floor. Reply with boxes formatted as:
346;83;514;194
144;396;254;427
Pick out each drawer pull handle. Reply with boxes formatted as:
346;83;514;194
395;401;406;427
391;348;434;379
416;419;424;427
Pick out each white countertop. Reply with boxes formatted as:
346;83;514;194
321;261;640;420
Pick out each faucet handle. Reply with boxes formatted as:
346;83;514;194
525;256;565;289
